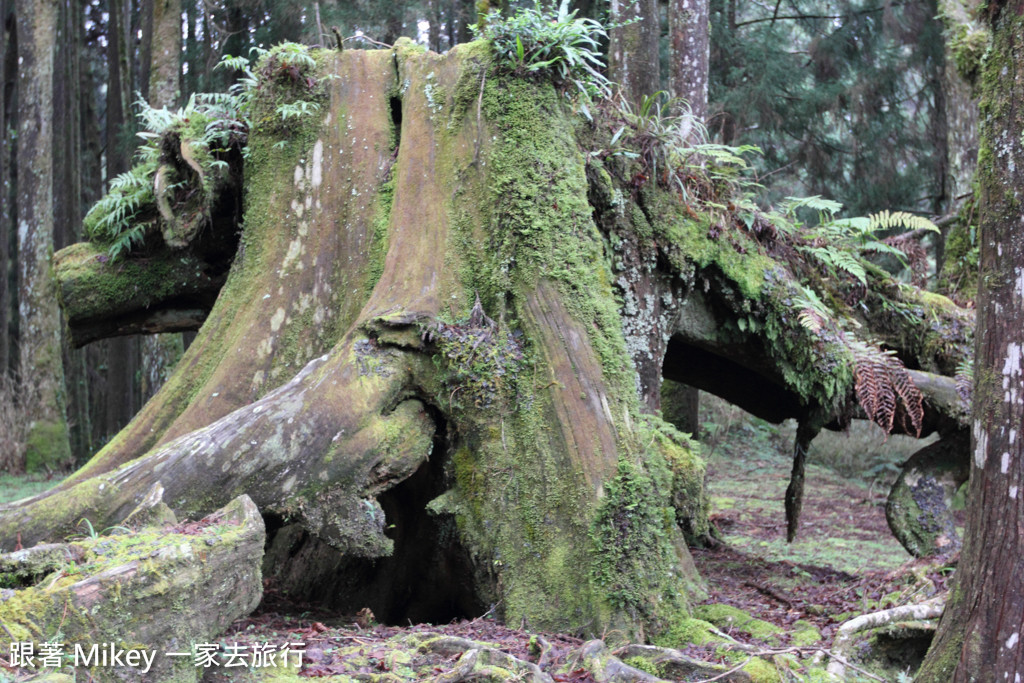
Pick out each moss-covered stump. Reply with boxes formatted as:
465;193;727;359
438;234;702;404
0;495;264;682
886;430;970;557
6;36;979;640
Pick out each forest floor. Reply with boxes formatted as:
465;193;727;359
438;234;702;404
197;407;956;682
0;403;957;682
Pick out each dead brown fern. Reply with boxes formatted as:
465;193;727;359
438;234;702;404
850;339;924;437
884;232;930;287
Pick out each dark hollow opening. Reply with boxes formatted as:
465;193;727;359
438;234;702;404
389;95;402;151
662;335;803;424
260;409;484;625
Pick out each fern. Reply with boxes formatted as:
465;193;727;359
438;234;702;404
81;54;260;260
276;100;321;121
604;91;762;207
83;166;157;243
848;335;924;437
955;357;973;406
869;210;939;233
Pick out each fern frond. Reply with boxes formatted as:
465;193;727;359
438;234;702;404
830;250;868;285
868;210;939;233
783;195;844;217
955;357;973;406
849;336;924;437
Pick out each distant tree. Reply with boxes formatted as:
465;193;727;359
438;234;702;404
709;0;947;216
668;0;709;121
0;0;12;374
915;1;1024;679
148;0;181;108
608;0;660;106
14;0;72;469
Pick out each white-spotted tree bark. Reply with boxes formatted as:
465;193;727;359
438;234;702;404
608;0;661;106
668;0;709;121
916;1;1024;679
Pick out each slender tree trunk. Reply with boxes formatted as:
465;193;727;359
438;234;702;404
936;0;981;276
668;0;709;121
103;0;144;440
428;0;442;52
140;0;184;404
608;0;661;107
0;0;12;374
15;0;72;470
138;0;154;103
53;0;92;461
916;2;1024;679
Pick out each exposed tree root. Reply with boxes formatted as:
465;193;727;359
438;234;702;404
825;595;946;679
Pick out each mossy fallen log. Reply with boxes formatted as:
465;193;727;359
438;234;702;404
0;494;264;682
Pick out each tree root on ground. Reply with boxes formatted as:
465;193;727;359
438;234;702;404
824;595;946;679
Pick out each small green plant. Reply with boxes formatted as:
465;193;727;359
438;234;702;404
605;91;761;206
83;54;255;259
776;197;939;286
472;0;612;101
276;99;321;121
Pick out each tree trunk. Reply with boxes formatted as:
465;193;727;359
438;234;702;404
916;2;1024;679
0;493;265;682
140;0;184;404
15;0;72;470
608;0;661;107
668;0;709;121
0;0;12;374
885;429;969;558
52;0;93;462
935;0;981;277
2;45;711;638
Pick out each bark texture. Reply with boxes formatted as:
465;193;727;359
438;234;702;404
140;0;185;403
0;493;265;682
668;0;709;120
15;0;72;470
885;429;969;557
608;0;661;107
916;2;1024;679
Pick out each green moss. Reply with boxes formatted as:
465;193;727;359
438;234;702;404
623;656;660;676
791;620;822;647
24;419;72;472
651;617;721;647
589;457;691;633
478;73;635;396
948;24;989;83
693;604;784;641
742;656;783;683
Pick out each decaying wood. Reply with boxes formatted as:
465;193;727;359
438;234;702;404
0;494;265;682
826;596;946;679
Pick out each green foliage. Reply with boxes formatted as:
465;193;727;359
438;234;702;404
602;91;762;208
83;167;156;259
471;0;612;101
84;57;254;259
710;0;948;215
776;197;939;286
589;459;681;618
276;100;322;121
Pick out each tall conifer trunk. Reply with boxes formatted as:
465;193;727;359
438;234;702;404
14;0;72;470
916;2;1024;679
608;0;660;107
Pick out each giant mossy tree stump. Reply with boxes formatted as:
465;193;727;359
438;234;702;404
1;39;975;638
